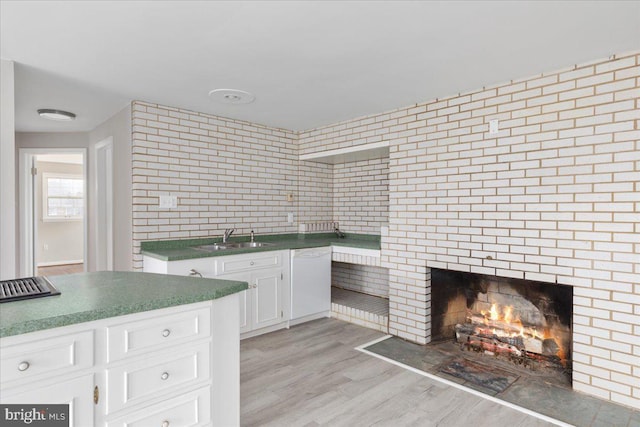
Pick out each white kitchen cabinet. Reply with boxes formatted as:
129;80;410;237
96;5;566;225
0;329;95;426
144;250;291;338
253;268;283;329
215;251;289;337
0;297;240;427
1;374;95;426
218;266;285;334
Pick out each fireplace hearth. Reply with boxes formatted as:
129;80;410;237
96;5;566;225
431;268;573;379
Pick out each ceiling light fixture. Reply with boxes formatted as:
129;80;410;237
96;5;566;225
37;109;76;121
208;89;255;105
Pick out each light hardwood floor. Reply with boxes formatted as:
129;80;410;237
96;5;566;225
241;318;554;427
37;263;84;276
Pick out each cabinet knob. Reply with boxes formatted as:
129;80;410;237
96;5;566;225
161;372;170;380
17;361;30;372
161;421;170;427
250;261;255;266
162;329;171;337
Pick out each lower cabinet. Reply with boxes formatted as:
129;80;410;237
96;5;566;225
144;250;290;338
218;266;285;334
214;250;290;337
0;374;95;427
0;297;240;426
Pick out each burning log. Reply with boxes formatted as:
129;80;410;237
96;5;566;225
454;315;567;372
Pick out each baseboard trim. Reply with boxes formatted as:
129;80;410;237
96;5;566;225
37;260;84;267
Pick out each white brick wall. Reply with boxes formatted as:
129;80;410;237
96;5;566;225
299;51;640;409
299;161;333;224
131;51;639;409
131;102;330;269
333;157;389;234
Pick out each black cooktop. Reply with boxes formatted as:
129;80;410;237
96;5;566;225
0;276;61;303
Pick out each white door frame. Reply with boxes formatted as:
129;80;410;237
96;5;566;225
94;137;114;271
19;148;88;276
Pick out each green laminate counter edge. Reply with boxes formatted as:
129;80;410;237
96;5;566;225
0;271;248;338
140;233;381;261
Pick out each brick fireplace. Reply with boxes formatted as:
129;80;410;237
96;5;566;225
299;51;640;409
431;268;573;378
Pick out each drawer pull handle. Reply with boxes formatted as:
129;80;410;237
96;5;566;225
161;372;170;380
161;421;170;427
162;329;171;337
17;361;30;372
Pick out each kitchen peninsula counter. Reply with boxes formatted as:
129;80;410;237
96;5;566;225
0;271;245;426
0;271;248;338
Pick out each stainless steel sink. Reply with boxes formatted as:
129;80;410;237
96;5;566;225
195;244;230;251
195;242;275;252
235;242;275;248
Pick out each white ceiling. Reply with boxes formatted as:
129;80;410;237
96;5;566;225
2;1;639;133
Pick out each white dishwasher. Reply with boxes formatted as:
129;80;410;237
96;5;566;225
290;246;332;324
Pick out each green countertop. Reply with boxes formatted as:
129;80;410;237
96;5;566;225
140;233;381;261
0;271;248;338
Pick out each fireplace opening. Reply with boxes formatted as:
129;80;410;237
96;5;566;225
431;268;573;380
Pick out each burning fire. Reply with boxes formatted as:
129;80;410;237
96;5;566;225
475;302;564;360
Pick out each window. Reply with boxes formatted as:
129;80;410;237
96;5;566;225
42;173;84;221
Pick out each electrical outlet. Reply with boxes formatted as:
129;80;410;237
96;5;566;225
43;243;48;251
287;212;294;223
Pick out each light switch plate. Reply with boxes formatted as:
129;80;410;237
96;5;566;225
489;119;499;135
159;195;178;209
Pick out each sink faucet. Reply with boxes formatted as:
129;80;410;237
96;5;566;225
334;227;346;238
223;228;235;243
250;230;255;243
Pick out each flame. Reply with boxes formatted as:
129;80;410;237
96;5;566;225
504;305;513;324
489;303;499;321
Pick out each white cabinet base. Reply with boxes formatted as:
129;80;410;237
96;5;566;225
1;295;240;427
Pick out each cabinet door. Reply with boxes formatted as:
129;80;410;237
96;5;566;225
1;374;94;427
216;272;252;334
251;268;283;330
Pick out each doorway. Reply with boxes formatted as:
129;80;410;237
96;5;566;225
19;149;87;277
94;137;114;271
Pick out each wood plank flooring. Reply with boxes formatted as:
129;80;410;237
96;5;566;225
241;318;554;427
37;263;84;276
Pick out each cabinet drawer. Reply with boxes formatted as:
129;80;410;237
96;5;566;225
107;306;211;362
0;330;93;385
106;342;210;414
106;387;211;427
215;252;282;275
